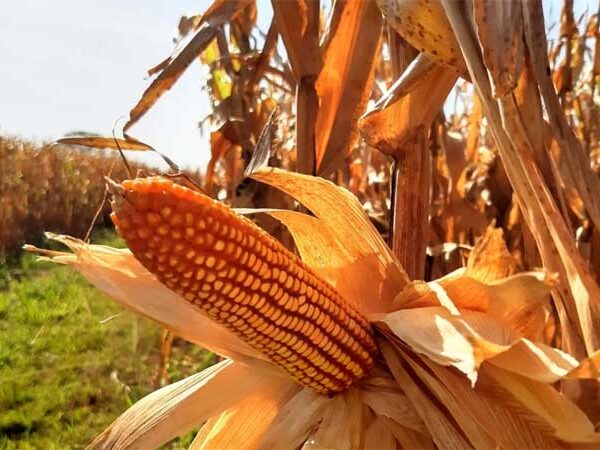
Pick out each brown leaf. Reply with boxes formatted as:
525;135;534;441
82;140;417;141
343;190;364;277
473;0;524;97
189;375;297;450
56;136;153;151
124;0;252;133
359;54;457;158
314;0;383;176
378;339;474;449
271;0;320;79
466;226;517;283
89;360;280;450
377;0;466;73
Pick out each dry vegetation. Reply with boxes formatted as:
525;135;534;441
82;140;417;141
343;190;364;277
8;0;600;448
0;137;201;257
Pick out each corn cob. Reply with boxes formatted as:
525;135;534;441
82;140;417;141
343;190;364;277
109;176;377;394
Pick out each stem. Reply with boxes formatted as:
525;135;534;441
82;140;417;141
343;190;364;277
387;31;431;280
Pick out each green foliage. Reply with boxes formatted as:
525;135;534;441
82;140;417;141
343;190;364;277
0;232;215;449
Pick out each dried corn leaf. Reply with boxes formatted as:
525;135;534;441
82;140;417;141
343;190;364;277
124;0;251;132
379;339;474;449
89;360;277;449
442;0;600;358
522;2;600;231
258;388;330;449
377;0;465;73
363;415;397;450
379;417;435;449
413;351;565;449
303;389;363;450
250;168;409;311
56;136;153;151
359;54;457;157
362;386;427;434
315;0;383;176
271;0;320;79
473;0;524;97
190;376;297;450
484;366;600;443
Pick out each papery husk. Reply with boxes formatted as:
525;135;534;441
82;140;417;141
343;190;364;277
258;388;331;449
396;343;564;449
250;168;408;313
302;388;363;450
189;375;298;450
236;207;394;317
379;340;474;449
25;234;266;365
361;384;427;434
89;360;285;450
363;415;397;450
379;416;435;449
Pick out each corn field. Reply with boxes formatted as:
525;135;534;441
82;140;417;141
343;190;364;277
10;0;600;448
0;137;201;257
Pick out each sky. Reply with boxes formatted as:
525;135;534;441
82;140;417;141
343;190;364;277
1;0;218;169
0;0;597;171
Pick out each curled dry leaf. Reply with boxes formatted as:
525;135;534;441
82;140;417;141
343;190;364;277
89;360;283;450
250;168;409;313
473;0;524;97
359;54;458;158
124;0;252;133
56;136;153;151
377;0;466;73
315;0;383;176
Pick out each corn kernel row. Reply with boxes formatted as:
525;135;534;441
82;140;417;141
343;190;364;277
110;177;376;394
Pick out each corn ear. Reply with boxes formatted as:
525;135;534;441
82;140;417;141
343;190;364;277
109;177;377;394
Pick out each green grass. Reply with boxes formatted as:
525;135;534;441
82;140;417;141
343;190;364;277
0;230;215;449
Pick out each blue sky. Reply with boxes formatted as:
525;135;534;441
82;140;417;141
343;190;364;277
0;1;596;170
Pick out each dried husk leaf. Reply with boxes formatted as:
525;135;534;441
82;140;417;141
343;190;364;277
376;0;465;73
378;339;474;449
392;269;553;341
258;388;330;449
410;349;566;449
56;136;153;151
361;385;427;434
189;375;298;450
379;417;435;450
363;415;397;450
124;0;252;132
483;365;600;443
359;54;458;157
26;234;265;363
315;0;383;176
89;360;279;450
302;388;363;450
250;168;408;313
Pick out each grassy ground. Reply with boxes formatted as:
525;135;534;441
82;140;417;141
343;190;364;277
0;230;215;449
